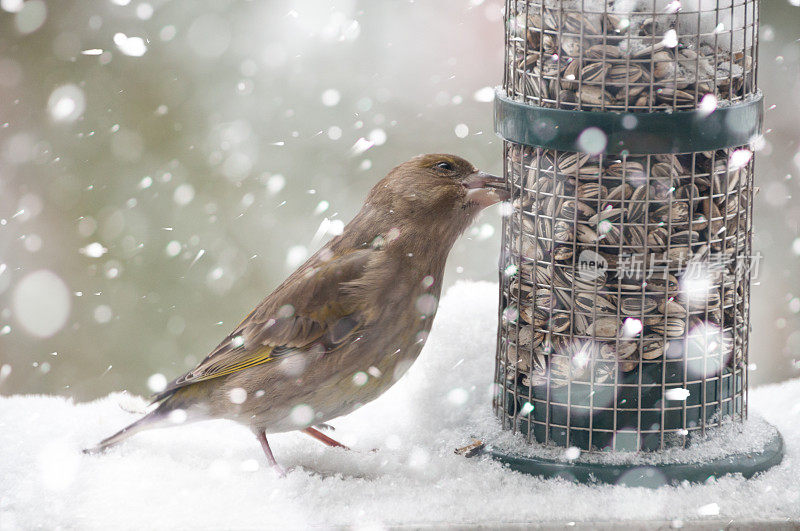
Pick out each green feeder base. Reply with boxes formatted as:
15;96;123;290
483;425;784;488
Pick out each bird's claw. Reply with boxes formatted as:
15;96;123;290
272;464;295;478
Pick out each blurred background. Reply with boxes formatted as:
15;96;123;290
0;0;797;401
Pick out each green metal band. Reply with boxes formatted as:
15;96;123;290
494;89;763;155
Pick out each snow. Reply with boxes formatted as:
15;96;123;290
135;3;153;21
321;89;341;107
0;0;23;13
47;84;85;123
11;270;71;338
79;242;108;258
113;33;147;58
350;137;374;156
577;127;608;155
368;128;387;146
186;14;231;59
2;281;800;528
473;86;496;103
13;0;45;35
172;183;195;206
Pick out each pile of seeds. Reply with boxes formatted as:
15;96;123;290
500;145;752;389
498;1;756;393
506;2;756;111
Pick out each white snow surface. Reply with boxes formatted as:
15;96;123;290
2;281;799;528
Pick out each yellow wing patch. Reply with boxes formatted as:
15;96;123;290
179;347;275;385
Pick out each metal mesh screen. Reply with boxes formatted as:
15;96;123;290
495;0;759;452
505;0;758;111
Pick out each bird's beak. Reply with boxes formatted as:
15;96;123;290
462;171;509;208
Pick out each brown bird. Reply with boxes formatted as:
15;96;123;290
85;154;507;474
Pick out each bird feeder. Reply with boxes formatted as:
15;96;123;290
491;0;783;484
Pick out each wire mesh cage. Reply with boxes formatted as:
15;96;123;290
494;0;762;454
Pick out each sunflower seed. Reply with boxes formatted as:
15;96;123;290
549;312;572;333
701;198;725;236
651;162;679;179
604;14;628;34
656;87;694;104
589;207;626;225
586;44;623;60
600;340;638;360
607;63;644;86
624;225;647;252
598;224;622;247
519;304;548;327
552;245;574;261
574;292;618;315
508;279;533;298
556;264;607;291
606;183;634;202
561;199;595;220
658;299;689;318
647;226;669;250
675;183;702;207
520;238;545;261
561;37;583;57
650;273;680;293
557;153;591;175
586;317;622;338
713;167;742;194
621;296;657;315
537;217;553;240
672;230;700;246
553;220;574;243
576;224;600;244
641;336;666;360
607;159;644;177
562;12;600;35
577;182;607;200
650;317;687;338
578;85;614;106
663;245;691;266
549;352;577;382
680;289;722;313
627;186;649;221
534;288;557;312
689;214;709;232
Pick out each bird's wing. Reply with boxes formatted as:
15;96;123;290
155;247;375;399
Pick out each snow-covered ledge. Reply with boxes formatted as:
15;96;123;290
2;282;798;528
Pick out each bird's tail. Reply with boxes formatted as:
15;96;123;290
83;408;167;454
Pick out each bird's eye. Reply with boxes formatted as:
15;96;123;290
435;161;454;171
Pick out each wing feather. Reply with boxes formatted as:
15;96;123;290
155;247;374;399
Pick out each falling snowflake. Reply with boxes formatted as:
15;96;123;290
113;33;148;57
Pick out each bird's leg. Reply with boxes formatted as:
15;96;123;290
255;430;287;477
314;423;335;432
303;426;349;449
